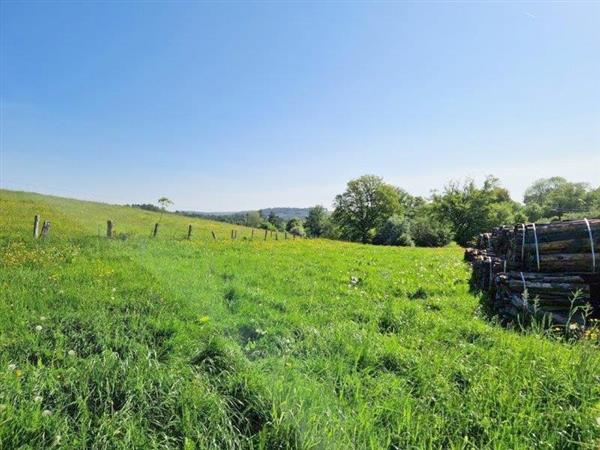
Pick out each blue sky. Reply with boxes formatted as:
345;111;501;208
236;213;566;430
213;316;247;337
1;2;598;211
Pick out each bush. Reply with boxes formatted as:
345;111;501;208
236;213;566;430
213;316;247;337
373;215;413;246
411;216;452;247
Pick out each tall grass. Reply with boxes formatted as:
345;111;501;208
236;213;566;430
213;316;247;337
1;189;599;449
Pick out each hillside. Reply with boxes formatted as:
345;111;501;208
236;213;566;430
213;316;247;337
1;189;599;449
183;207;311;221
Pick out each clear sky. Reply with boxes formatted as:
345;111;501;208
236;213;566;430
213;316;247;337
1;1;598;211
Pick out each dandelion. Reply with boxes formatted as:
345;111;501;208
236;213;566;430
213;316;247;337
34;395;43;403
42;409;52;417
35;325;43;332
198;316;210;324
8;363;16;371
68;350;76;357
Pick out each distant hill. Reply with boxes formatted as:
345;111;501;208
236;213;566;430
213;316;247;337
181;207;312;221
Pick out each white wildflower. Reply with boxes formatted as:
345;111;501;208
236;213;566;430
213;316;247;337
35;325;43;332
34;395;43;403
42;409;52;417
68;350;76;357
8;363;16;371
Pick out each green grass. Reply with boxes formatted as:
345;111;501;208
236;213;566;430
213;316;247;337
1;189;599;449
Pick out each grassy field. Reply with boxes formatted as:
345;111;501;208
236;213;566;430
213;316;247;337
1;189;599;449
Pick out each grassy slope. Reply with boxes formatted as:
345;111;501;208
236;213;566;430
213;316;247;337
1;189;599;449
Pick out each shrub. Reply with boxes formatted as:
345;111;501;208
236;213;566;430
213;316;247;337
373;215;413;246
411;216;452;247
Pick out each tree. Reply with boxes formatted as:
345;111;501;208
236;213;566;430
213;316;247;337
267;211;284;230
431;176;521;246
246;211;262;228
286;218;305;236
305;205;330;237
373;215;413;246
157;197;173;223
332;175;403;243
524;177;590;220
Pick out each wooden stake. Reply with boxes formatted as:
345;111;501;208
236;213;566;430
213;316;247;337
107;220;113;238
264;229;268;240
33;215;40;239
211;231;217;240
251;229;255;240
285;232;288;240
275;232;279;241
153;223;159;237
187;224;193;240
41;220;50;239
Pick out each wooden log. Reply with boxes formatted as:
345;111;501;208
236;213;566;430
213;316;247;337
33;215;40;239
107;220;113;238
187;224;192;240
153;223;159;237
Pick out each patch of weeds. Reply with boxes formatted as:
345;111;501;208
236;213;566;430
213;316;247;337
408;287;428;300
190;337;241;376
223;286;240;311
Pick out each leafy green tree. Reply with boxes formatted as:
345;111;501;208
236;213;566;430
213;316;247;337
332;175;403;243
524;177;591;219
246;211;262;228
373;215;413;246
267;211;284;230
285;218;305;236
431;176;520;246
305;205;330;237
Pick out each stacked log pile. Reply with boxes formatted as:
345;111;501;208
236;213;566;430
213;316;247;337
465;219;599;325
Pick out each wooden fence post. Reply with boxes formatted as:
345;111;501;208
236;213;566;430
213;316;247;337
211;231;217;240
40;220;50;239
107;220;113;238
231;229;234;239
264;229;268;240
33;215;40;239
153;223;159;237
275;231;279;241
187;224;193;240
284;232;288;240
293;234;296;240
251;229;255;240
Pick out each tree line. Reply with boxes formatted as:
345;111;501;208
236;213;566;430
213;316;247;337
139;175;599;248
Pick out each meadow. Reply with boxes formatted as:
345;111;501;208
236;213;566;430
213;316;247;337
1;189;599;449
